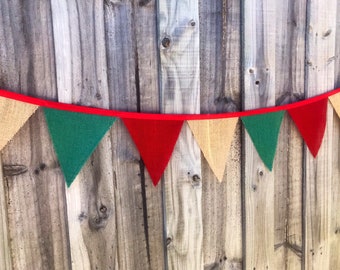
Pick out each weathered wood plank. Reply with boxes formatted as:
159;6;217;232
51;1;117;268
52;0;163;269
53;1;147;269
274;117;304;270
243;0;277;269
330;116;340;268
273;1;306;269
133;0;165;269
3;112;71;270
0;1;71;269
331;2;340;267
105;1;163;268
199;0;242;269
158;0;202;269
304;0;340;269
0;158;12;270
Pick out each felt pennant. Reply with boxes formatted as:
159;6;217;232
0;96;38;150
241;111;285;170
188;118;238;181
287;98;328;157
44;108;116;187
122;118;184;186
329;92;340;118
0;88;338;187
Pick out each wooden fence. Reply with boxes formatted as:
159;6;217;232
0;0;339;269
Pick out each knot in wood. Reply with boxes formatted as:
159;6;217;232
161;37;171;48
166;237;172;246
99;205;107;213
192;174;200;182
138;0;152;6
191;174;201;188
89;215;107;231
3;164;28;177
323;29;332;38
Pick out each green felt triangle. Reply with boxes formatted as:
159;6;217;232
44;108;116;187
241;111;285;170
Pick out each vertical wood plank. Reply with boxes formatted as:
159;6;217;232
0;1;71;269
199;0;242;269
51;0;163;268
330;116;340;268
243;0;277;269
304;0;340;269
273;1;306;269
51;1;117;268
0;159;12;270
332;2;340;266
158;0;203;269
105;1;162;268
133;0;165;269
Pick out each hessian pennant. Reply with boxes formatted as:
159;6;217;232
188;118;238;181
241;111;285;170
288;98;328;157
0;96;38;150
44;108;116;187
122;118;184;186
329;92;340;118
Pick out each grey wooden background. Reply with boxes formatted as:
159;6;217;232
0;0;340;269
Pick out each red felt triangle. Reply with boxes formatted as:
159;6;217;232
288;98;328;157
122;118;184;186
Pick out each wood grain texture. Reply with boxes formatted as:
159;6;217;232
132;0;165;268
1;1;340;269
0;1;71;269
3;112;71;270
51;1;117;268
0;158;12;270
330;115;340;269
52;0;160;269
158;0;203;269
304;0;340;269
273;1;306;269
199;0;242;269
243;0;277;269
332;2;340;267
105;1;163;269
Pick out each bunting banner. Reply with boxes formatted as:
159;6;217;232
329;92;340;118
44;108;116;186
287;99;328;157
0;88;339;186
0;96;38;150
122;118;184;186
188;118;238;181
241;111;285;170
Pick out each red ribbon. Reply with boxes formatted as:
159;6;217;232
0;88;339;120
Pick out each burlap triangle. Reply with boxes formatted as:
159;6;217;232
188;118;238;181
0;96;38;150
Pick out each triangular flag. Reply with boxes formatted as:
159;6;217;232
329;92;340;118
288;99;328;157
241;111;285;170
0;96;38;150
188;118;238;181
44;108;116;187
122;118;183;186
